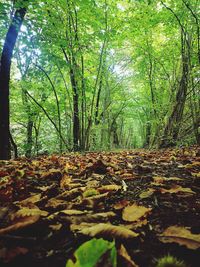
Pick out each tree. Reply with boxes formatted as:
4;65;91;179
0;1;27;159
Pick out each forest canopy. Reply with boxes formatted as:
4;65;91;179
0;0;199;159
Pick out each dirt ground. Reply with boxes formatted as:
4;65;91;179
0;146;200;267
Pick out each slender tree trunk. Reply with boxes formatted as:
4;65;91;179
9;131;18;158
144;121;151;148
35;64;63;152
25;116;33;158
0;5;27;159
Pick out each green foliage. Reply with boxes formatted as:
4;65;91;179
156;254;188;267
0;0;198;156
83;189;99;198
66;238;117;267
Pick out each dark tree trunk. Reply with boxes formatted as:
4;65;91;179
144;121;151;148
0;5;27;160
159;32;189;148
69;68;80;151
25;117;33;158
111;120;119;146
9;131;18;158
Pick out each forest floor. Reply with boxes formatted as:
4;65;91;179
0;146;200;267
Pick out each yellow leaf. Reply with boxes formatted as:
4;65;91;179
191;172;200;178
139;189;155;199
184;162;200;169
10;207;48;220
64;162;77;172
122;204;152;222
58;209;87;215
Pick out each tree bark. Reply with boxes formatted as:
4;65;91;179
0;5;27;159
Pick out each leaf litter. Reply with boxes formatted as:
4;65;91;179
0;146;200;266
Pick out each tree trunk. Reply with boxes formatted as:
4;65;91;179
0;5;27;159
25;117;33;158
160;31;190;148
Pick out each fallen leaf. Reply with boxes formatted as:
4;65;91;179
79;223;138;239
60;211;116;224
98;185;121;193
122;219;148;230
60;174;72;189
0;215;40;235
58;209;88;215
191;172;200;178
152;176;165;185
159;225;200;249
83;188;99;197
113;200;130;210
10;207;48;220
160;185;195;195
41;169;62;180
139;188;155;199
16;193;42;205
118;244;139;267
66;238;116;267
49;223;62;231
122;204;152;222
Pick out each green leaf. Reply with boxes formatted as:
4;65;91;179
66;238;116;267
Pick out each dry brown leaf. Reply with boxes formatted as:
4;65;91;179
113;200;130;210
98;184;121;193
70;222;97;232
122;204;152;222
56;187;84;200
10;207;48;220
49;223;62;231
118;244;139;267
79;223;138;239
0;215;40;235
84;192;109;201
45;198;69;209
41;169;62;179
64;162;77;172
58;209;88;215
152;176;165;185
120;219;148;230
160;185;195;195
151;176;184;186
120;173;137;180
159;225;200;249
69;183;85;189
0;176;13;189
17;193;42;205
59;211;116;224
80;192;109;209
60;174;72;189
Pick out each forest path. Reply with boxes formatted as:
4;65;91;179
0;147;200;267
